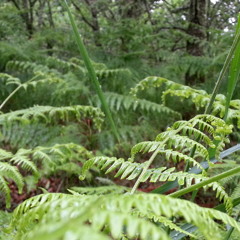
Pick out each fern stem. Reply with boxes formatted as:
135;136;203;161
0;85;22;110
131;116;200;194
0;75;39;110
170;166;240;198
179;144;197;192
62;0;120;141
130;150;159;194
205;31;240;114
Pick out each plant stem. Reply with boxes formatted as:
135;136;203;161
130;150;159;194
131;116;200;195
62;0;120;141
179;144;197;191
0;75;39;111
205;31;240;114
170;166;240;198
0;85;22;110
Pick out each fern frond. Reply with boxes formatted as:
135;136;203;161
46;56;73;73
162;88;209;109
33;143;94;166
0;175;11;208
6;60;50;74
0;143;93;173
103;92;181;118
130;76;181;97
70;185;130;195
132;211;196;238
46;57;131;81
231;184;240;199
8;193;240;240
0;148;13;160
0;73;21;86
131;114;232;164
131;76;240;128
0;142;94;207
26;225;112;240
0;162;23;192
9;149;38;174
0;162;24;208
80;114;233;211
80;156;232;211
0;105;104;130
25;209;170;240
0;122;61;149
96;68;131;79
70;57;108;70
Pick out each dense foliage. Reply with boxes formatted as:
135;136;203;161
0;0;240;239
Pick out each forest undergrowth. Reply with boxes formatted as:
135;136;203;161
0;1;240;239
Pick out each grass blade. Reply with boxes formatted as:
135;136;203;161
205;20;240;114
62;0;120;141
224;14;240;120
170;166;240;198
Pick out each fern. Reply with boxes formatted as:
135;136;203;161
0;143;94;171
130;76;240;128
13;57;132;89
0;142;93;207
132;211;196;238
70;185;130;195
0;162;24;208
6;60;51;74
103;92;181;118
0;122;61;149
0;105;104;131
80;156;232;212
80;114;233;212
0;72;61;89
130;76;181;97
6;193;240;240
0;73;21;87
0;210;12;240
33;143;93;166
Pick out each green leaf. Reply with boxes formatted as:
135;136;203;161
224;14;240;120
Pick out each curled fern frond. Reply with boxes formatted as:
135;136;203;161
130;76;181;97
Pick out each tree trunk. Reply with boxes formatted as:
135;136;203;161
185;0;207;85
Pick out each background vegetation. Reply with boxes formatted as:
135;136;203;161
0;0;240;239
